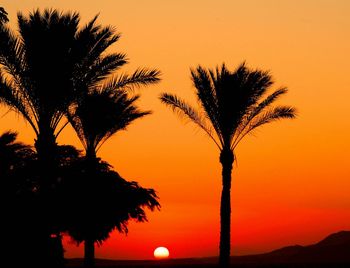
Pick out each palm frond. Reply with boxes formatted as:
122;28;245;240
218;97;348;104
0;74;39;135
0;23;25;85
212;63;275;146
161;63;296;152
232;106;296;148
74;16;120;71
249;106;296;130
95;110;151;153
0;24;41;131
231;87;288;148
104;68;161;91
91;53;127;78
160;93;222;149
89;25;119;57
191;66;223;145
68;88;151;156
76;53;127;89
76;14;99;39
93;92;150;150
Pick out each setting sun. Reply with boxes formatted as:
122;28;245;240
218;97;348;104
154;247;170;259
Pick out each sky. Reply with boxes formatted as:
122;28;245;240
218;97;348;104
1;0;350;260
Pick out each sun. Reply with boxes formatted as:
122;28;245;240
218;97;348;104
153;246;170;259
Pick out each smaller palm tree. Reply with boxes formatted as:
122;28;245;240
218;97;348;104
63;160;160;268
66;14;159;267
68;86;151;160
160;62;296;267
67;83;159;267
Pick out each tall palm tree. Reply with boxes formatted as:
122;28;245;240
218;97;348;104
67;83;159;267
0;11;82;266
0;9;157;183
0;9;159;265
160;62;296;267
0;9;81;189
66;20;159;266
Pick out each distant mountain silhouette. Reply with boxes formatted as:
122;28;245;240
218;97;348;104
66;231;350;267
233;230;350;264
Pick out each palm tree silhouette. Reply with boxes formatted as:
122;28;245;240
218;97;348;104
0;10;83;266
160;62;296;267
0;9;149;182
63;159;160;268
0;7;8;24
67;66;159;267
0;9;157;266
0;9;82;166
0;8;158;261
69;88;151;160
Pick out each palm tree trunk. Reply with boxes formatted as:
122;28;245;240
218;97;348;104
84;150;98;268
84;238;95;268
34;127;64;267
219;148;234;267
35;127;58;189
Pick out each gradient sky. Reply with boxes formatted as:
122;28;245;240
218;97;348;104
1;0;350;260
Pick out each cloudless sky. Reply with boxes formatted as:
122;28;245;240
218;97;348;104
1;0;350;260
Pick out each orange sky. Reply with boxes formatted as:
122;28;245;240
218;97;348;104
1;0;350;260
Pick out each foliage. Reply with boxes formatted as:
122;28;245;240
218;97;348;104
0;8;161;265
0;9;81;139
68;88;150;157
160;63;296;151
160;62;296;266
64;11;161;249
62;158;160;245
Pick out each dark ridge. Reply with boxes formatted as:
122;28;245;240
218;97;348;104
66;230;350;267
232;230;350;264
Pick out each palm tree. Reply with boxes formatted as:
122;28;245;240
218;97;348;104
0;11;83;266
0;9;81;189
67;84;159;267
69;87;152;160
160;62;296;267
0;9;151;184
0;9;159;265
66;19;159;265
63;159;160;268
0;7;8;24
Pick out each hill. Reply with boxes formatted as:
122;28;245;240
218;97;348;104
66;230;350;267
233;230;350;264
